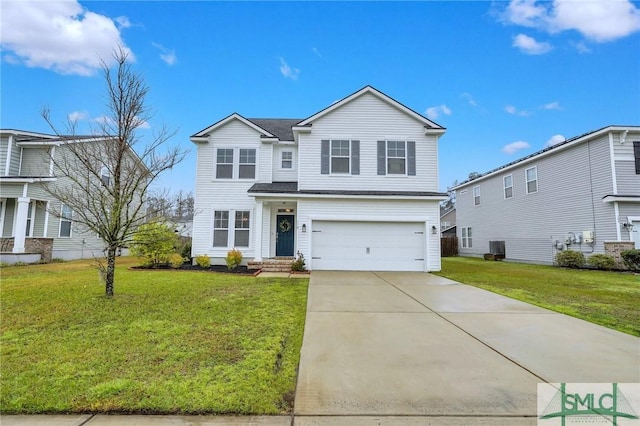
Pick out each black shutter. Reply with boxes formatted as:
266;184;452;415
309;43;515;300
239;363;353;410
407;141;416;176
321;140;330;174
351;140;360;175
634;141;640;174
377;141;386;175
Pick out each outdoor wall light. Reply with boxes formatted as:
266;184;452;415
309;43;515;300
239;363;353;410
301;224;307;233
431;225;437;235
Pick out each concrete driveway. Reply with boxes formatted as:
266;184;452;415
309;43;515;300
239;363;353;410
294;271;640;425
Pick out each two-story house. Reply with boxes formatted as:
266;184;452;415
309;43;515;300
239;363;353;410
0;129;136;263
454;125;640;265
190;86;447;271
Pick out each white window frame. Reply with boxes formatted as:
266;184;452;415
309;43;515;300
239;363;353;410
281;151;293;169
386;140;407;175
59;204;73;238
330;140;350;174
473;186;481;206
0;198;5;237
25;201;35;237
100;164;111;186
461;226;472;248
526;166;538;194
234;210;251;248
213;210;229;247
238;148;256;180
503;174;513;199
216;148;234;179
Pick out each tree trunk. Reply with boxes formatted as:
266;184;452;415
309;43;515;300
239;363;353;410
105;246;117;297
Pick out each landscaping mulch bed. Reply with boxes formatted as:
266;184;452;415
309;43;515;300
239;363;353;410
131;264;256;275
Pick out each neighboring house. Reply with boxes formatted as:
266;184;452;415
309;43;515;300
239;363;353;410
190;86;447;271
454;125;640;264
440;206;456;236
0;129;136;262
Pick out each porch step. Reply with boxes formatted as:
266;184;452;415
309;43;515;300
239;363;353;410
248;258;294;272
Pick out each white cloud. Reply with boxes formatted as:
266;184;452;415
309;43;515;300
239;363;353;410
460;92;478;107
542;101;562;110
68;111;89;123
502;141;531;154
505;104;531;116
115;16;132;29
572;40;592;54
92;115;114;126
279;57;300;80
0;1;133;76
513;33;553;54
425;105;452;120
152;43;177;66
545;134;565;147
312;47;322;58
502;0;640;43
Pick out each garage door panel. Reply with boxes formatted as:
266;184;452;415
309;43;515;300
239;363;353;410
311;221;426;271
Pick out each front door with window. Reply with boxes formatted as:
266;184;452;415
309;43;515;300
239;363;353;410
276;214;295;256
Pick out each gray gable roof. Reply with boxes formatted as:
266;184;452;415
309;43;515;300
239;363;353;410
247;119;302;141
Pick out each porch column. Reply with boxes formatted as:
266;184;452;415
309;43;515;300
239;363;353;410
12;197;30;253
254;200;264;261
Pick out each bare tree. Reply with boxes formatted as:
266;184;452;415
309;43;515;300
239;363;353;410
42;47;186;297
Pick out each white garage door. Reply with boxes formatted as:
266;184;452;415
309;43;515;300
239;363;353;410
311;221;426;271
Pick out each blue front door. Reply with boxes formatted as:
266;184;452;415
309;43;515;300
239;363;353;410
276;215;295;256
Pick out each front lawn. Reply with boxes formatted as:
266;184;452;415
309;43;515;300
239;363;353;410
434;257;640;336
0;257;308;414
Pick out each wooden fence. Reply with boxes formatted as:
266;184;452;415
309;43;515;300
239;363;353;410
441;236;458;257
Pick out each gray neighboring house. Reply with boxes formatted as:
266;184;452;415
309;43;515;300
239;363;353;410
454;125;640;265
440;206;456;236
0;129;124;263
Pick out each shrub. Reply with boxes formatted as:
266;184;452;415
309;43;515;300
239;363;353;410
291;251;306;272
168;253;184;269
225;249;243;270
51;258;65;263
621;249;640;271
587;254;615;270
555;250;585;268
178;239;192;260
130;222;178;266
195;254;211;269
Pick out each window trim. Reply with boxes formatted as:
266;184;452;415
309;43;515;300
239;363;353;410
59;204;73;238
330;139;351;174
213;210;229;247
234;210;251;247
503;174;513;199
473;186;481;206
386;140;407;175
280;151;293;170
461;226;472;248
25;201;35;237
633;141;640;174
238;148;256;180
525;166;538;194
215;148;234;179
100;164;111;186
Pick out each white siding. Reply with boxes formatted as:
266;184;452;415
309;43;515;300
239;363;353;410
298;92;439;192
192;119;268;262
296;198;441;271
272;144;297;182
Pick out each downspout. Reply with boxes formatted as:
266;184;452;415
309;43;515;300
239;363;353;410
608;132;621;241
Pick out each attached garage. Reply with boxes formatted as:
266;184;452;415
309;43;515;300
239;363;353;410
310;220;427;271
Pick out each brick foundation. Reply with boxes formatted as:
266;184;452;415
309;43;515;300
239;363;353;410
0;238;54;262
604;241;635;270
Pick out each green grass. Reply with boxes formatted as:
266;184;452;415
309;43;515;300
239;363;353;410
0;257;308;414
434;257;640;336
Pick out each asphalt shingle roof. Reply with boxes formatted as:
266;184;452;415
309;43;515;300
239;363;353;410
246;119;301;141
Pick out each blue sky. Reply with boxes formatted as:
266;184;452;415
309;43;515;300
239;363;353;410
2;1;639;193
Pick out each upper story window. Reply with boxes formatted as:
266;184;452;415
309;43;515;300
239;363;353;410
216;149;234;179
526;166;538;194
281;151;293;169
321;139;360;175
503;175;513;199
473;186;481;206
331;140;350;174
59;204;73;238
239;149;256;179
634;141;640;174
377;140;416;176
100;165;111;186
387;141;406;174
